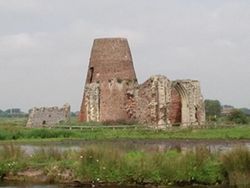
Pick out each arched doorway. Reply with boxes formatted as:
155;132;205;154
169;87;182;125
169;82;189;126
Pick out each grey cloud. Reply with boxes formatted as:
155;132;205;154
0;0;250;111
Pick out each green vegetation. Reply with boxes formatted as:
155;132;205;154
240;108;250;116
0;144;249;187
0;109;27;118
0;117;250;142
227;109;249;124
205;99;221;121
0;118;250;186
221;146;250;186
204;99;250;126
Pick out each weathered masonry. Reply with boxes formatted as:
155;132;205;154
26;104;70;127
80;38;205;127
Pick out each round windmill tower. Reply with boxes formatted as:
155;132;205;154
80;38;137;123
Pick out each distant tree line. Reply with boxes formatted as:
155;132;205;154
0;108;27;117
205;99;249;124
239;108;250;115
0;109;80;118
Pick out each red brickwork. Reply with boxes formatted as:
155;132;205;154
80;38;206;126
85;38;137;83
80;38;137;123
169;88;182;124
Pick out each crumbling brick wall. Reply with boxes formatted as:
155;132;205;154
26;104;70;127
80;38;138;123
125;75;171;126
80;38;206;127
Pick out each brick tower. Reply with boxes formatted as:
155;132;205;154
80;38;137;123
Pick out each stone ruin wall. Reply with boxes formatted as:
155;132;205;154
124;76;205;126
82;83;100;122
125;75;172;126
81;77;206;127
26;104;70;127
82;79;137;123
80;38;206;127
172;80;205;125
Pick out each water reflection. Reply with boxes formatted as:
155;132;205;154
0;139;249;155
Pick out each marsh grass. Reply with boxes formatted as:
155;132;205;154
0;143;249;186
74;146;223;185
221;146;250;187
31;147;64;163
0;144;25;160
0;144;27;177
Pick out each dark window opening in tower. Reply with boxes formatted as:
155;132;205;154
89;67;94;83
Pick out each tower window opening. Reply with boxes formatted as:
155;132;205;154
89;67;94;83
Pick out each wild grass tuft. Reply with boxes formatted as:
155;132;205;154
75;146;223;185
221;146;250;186
0;144;27;177
0;144;25;161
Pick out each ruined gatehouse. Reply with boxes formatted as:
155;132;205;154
80;38;205;127
26;104;70;127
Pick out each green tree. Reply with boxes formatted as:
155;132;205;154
204;99;221;121
240;108;250;115
227;109;248;124
0;109;4;117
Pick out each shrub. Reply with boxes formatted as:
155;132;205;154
227;109;248;124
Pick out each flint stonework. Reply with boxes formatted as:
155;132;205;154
26;104;70;127
80;38;205;127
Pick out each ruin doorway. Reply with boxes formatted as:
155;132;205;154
169;87;182;125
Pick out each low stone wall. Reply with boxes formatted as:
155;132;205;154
26;104;70;127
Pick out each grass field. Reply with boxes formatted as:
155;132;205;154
0;117;250;142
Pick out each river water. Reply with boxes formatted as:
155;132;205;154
1;139;249;154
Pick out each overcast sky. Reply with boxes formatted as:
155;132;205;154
1;0;250;112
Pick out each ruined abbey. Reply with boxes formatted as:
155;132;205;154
80;38;205;127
